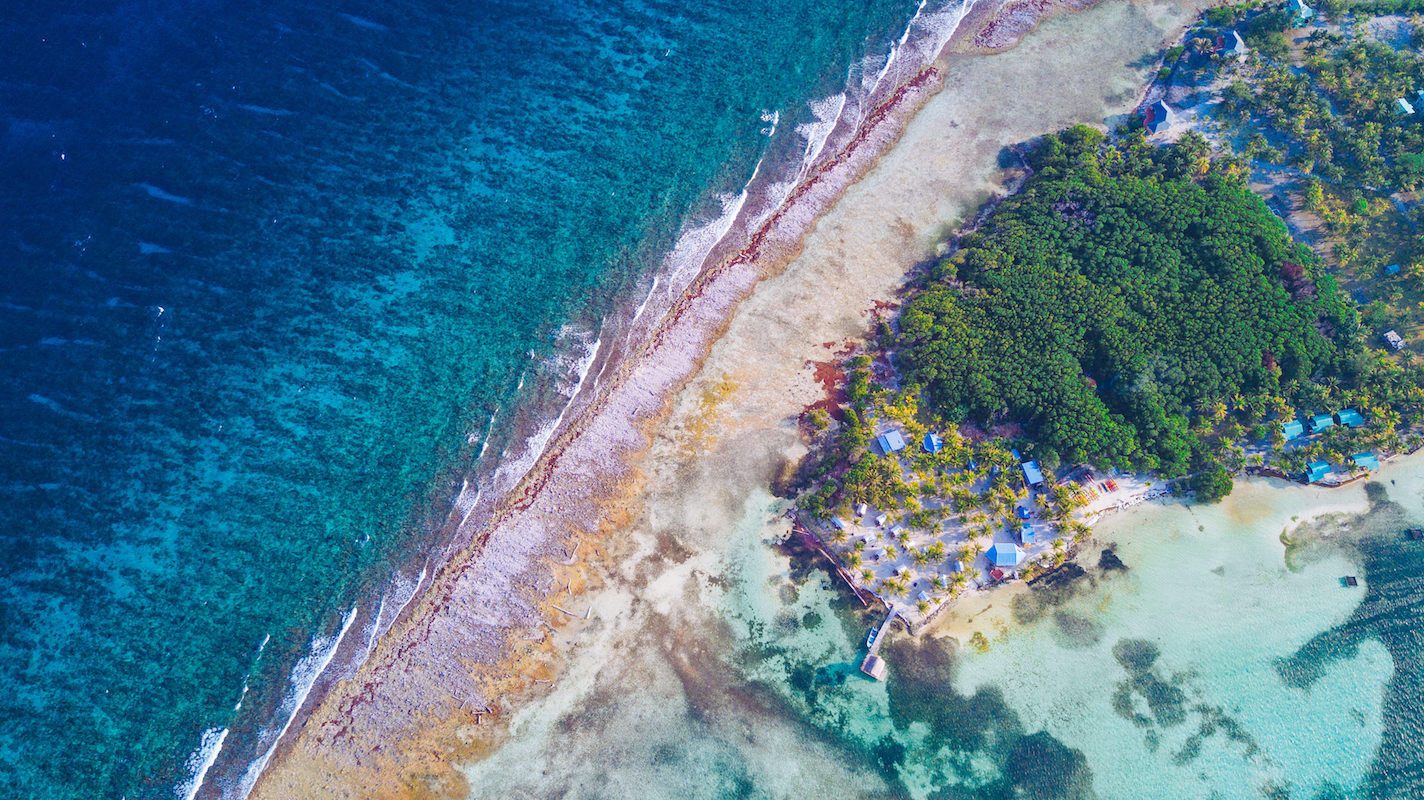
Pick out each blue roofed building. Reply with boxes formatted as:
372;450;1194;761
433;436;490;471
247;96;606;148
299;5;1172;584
1289;0;1314;25
1336;409;1365;428
1015;506;1031;520
1387;264;1402;275
987;542;1026;567
923;433;943;453
1143;100;1174;134
1352;452;1380;471
1305;460;1332;483
1021;460;1045;486
1310;413;1335;433
1020;524;1036;544
876;430;906;454
1282;420;1305;440
1222;29;1249;59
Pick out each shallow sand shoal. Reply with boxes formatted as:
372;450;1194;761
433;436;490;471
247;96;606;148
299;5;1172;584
246;1;1214;797
929;467;1379;643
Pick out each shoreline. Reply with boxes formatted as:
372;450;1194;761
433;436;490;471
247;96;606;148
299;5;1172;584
235;0;1229;795
240;1;1017;795
922;461;1386;645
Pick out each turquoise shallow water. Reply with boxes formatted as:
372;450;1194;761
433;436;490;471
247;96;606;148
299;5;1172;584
0;1;933;797
461;463;1424;799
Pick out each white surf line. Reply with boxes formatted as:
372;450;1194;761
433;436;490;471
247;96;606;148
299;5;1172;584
659;153;766;301
176;632;270;800
237;607;359;799
385;563;429;636
797;93;848;182
365;595;387;658
491;331;605;493
176;727;228;800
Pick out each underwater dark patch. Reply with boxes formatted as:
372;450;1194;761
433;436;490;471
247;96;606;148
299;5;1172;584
1112;639;1161;673
1098;548;1128;572
1004;731;1097;800
1051;610;1104;650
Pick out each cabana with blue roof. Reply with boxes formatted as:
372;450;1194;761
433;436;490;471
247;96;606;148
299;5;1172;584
1282;419;1305;440
987;542;1026;567
1305;460;1332;483
923;432;943;453
1310;413;1335;433
876;430;906;454
1020;524;1036;544
1336;409;1365;428
1352;452;1380;471
1015;506;1031;520
1021;460;1045;486
1289;0;1314;25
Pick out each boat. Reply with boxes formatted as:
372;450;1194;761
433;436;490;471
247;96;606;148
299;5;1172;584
866;626;878;649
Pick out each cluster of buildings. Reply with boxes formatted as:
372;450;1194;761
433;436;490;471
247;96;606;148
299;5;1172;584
1281;408;1380;483
1143;28;1249;136
830;427;1066;621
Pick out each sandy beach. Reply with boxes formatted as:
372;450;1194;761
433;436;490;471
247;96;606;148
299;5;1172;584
246;1;1217;797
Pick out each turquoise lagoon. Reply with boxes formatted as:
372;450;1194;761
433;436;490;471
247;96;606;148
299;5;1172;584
465;456;1424;799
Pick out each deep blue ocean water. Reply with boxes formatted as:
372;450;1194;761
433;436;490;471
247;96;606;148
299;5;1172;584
0;0;929;797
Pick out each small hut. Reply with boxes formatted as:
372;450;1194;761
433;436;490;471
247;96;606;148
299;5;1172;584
1305;460;1332;483
1336;409;1365;428
1021;460;1045;487
1143;100;1175;135
876;430;907;454
1352;452;1380;471
987;542;1026;567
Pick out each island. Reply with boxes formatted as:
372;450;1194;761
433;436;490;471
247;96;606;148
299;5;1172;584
793;1;1424;639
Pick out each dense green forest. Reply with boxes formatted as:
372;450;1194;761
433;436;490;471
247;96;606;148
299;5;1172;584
896;127;1356;476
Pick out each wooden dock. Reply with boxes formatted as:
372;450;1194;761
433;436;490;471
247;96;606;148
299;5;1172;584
861;608;899;681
